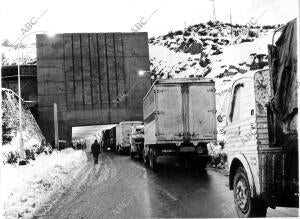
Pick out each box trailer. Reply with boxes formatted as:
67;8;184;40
108;127;116;151
143;78;217;171
116;121;143;154
101;127;116;152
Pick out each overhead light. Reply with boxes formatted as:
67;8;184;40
47;31;56;37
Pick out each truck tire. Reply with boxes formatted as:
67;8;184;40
137;145;143;161
130;152;134;159
118;146;122;155
149;148;158;172
138;152;143;161
233;167;267;217
143;148;149;165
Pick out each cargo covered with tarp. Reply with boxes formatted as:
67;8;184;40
268;18;298;147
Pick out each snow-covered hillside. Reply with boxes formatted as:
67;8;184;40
2;149;87;218
1;89;89;218
149;21;275;142
2;88;49;164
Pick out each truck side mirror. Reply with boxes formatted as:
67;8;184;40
217;115;223;123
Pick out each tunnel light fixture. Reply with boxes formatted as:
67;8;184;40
138;70;150;76
138;70;145;76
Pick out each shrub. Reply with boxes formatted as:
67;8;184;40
25;149;35;161
2;121;13;144
6;151;19;164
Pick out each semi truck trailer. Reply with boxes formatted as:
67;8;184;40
143;78;217;171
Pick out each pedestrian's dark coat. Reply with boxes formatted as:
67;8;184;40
91;142;101;155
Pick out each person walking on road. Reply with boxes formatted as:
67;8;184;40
91;140;101;164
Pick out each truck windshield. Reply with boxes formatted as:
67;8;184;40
136;128;144;134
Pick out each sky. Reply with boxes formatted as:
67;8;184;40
0;0;298;44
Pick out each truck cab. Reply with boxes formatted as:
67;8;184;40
130;125;145;160
226;19;298;217
116;121;143;154
226;69;298;217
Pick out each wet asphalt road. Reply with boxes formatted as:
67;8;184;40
39;152;298;218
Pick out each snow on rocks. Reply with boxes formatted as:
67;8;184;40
2;149;87;218
149;21;273;79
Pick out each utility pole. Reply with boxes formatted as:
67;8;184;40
54;103;59;150
18;63;25;164
211;0;217;22
230;14;233;38
183;21;187;40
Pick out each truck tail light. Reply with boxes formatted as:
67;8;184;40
196;146;203;154
197;144;208;154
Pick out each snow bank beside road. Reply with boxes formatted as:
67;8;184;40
2;149;87;218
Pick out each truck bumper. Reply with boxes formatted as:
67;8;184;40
131;142;144;153
119;145;130;152
156;153;211;164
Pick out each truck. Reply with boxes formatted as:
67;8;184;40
101;129;110;151
225;19;298;217
142;78;217;172
116;121;143;154
130;124;144;160
101;127;116;151
108;127;116;151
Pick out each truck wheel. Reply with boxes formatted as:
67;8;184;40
137;146;143;161
233;167;267;217
143;148;149;165
130;150;135;159
149;148;158;172
138;152;143;161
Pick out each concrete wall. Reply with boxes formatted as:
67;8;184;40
36;32;150;145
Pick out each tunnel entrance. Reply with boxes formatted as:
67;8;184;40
72;124;116;152
36;32;151;146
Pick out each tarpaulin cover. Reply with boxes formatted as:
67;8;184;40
269;18;298;146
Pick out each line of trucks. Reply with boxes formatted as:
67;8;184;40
100;20;298;217
101;78;216;173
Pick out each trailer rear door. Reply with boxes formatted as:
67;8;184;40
188;84;216;140
156;85;183;141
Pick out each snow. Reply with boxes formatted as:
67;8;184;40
2;149;87;218
1;44;36;65
2;88;48;164
209;32;272;77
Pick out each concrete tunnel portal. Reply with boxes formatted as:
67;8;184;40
36;32;151;146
